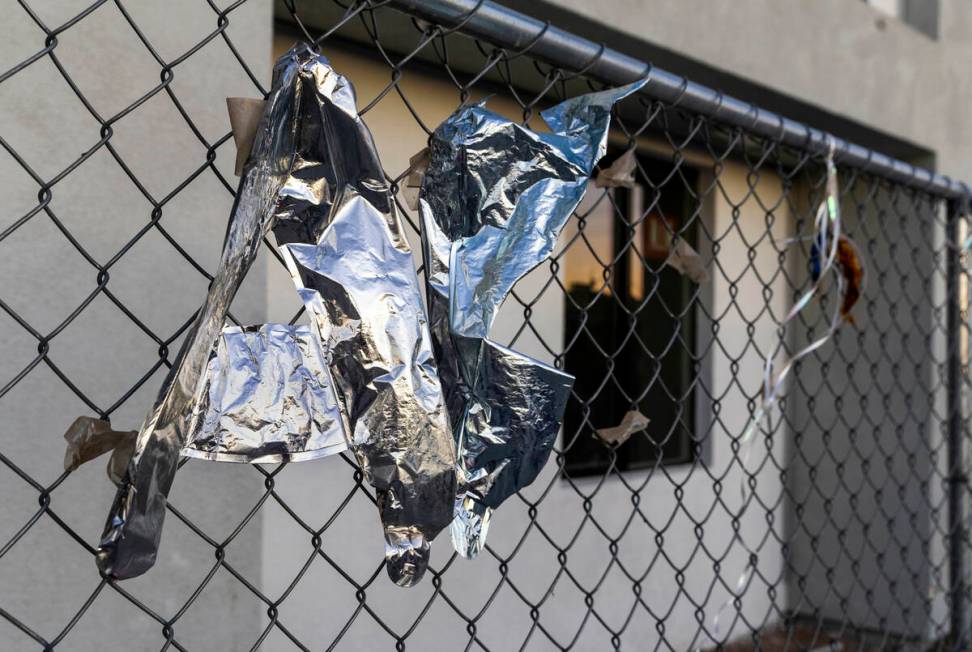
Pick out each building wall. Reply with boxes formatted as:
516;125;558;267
530;0;972;180
0;1;272;649
784;190;947;640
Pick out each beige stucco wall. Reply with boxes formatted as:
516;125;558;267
533;0;972;179
0;1;272;649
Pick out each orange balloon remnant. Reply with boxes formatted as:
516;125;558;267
836;236;864;324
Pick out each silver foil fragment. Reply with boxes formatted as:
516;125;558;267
419;82;645;557
98;45;307;580
184;324;347;463
99;44;455;587
451;492;490;559
267;47;455;587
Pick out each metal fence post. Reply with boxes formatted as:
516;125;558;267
947;198;968;649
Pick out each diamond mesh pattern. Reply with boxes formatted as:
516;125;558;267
0;1;969;650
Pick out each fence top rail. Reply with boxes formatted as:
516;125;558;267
387;0;971;201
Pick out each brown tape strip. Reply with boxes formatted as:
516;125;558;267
227;97;267;176
668;238;710;283
62;416;137;485
595;410;649;446
594;148;637;189
402;147;430;211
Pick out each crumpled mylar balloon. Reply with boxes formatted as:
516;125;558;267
183;323;347;463
98;43;455;588
418;80;647;558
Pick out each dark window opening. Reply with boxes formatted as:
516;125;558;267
562;152;700;477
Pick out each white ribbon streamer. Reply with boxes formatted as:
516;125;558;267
710;139;847;643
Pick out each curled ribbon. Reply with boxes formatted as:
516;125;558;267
711;139;853;641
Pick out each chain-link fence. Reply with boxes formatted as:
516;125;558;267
1;0;970;650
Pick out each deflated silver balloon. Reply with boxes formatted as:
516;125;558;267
97;45;306;580
419;81;646;557
266;48;455;587
98;44;455;587
184;324;347;463
278;190;456;587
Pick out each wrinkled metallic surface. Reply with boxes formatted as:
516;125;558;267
97;46;306;580
450;492;491;559
451;338;572;510
420;82;646;339
279;189;456;586
267;48;455;587
99;44;455;586
419;82;644;557
184;324;346;463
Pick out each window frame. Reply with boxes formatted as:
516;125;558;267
560;148;705;479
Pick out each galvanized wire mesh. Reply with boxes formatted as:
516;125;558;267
1;0;969;650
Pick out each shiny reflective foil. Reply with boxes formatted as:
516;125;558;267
419;82;645;557
99;44;455;587
97;46;306;581
184;324;346;463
